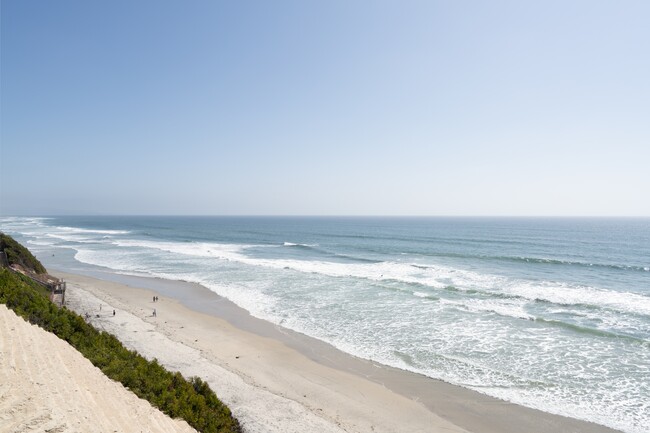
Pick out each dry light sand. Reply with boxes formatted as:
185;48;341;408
0;304;197;433
1;270;622;433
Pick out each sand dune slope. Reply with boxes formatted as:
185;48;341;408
0;304;197;433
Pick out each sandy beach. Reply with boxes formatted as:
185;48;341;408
0;303;197;433
45;269;619;433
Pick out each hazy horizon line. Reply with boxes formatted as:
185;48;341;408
2;214;649;219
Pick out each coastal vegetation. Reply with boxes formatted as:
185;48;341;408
0;232;47;273
0;235;241;433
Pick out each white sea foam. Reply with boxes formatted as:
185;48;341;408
454;298;535;321
56;226;131;235
74;249;147;275
0;216;50;226
231;257;650;317
26;238;57;246
111;239;248;261
44;232;107;244
73;237;650;318
283;242;318;247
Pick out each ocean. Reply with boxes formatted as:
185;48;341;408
1;216;648;433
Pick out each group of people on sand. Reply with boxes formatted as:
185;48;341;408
86;305;115;319
91;298;158;319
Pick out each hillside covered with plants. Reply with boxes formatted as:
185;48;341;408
0;232;47;274
0;234;241;433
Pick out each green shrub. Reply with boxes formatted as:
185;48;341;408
0;233;47;274
0;269;241;433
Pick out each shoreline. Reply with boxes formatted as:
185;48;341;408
54;268;621;433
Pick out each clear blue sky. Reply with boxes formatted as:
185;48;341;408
1;0;649;216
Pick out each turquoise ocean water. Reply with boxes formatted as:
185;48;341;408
1;216;648;432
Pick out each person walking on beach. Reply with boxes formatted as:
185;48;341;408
113;309;115;316
153;308;156;317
